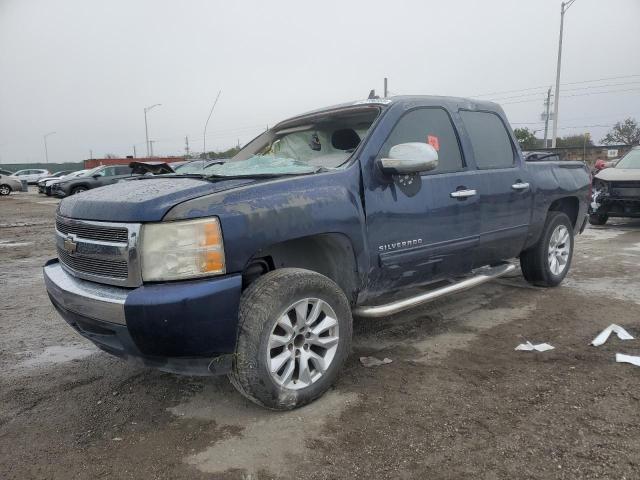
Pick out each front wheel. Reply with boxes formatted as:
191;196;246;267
520;211;574;287
588;213;608;225
71;186;87;195
0;184;11;196
229;268;352;410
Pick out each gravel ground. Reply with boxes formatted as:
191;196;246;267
1;188;640;479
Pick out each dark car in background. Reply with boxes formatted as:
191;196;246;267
589;146;640;225
51;165;133;197
37;171;73;193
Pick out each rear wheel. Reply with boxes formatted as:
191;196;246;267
229;268;352;410
588;213;608;225
0;184;12;196
520;211;574;287
71;186;87;195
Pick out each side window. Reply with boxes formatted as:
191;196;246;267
460;111;515;169
102;167;117;176
380;108;464;174
115;166;132;175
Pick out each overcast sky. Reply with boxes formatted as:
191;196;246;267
1;0;639;164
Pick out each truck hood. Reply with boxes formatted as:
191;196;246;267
595;168;640;182
58;177;255;222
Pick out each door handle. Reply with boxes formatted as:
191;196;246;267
450;189;477;198
511;182;530;190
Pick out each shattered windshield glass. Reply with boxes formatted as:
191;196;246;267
616;149;640;169
206;107;380;178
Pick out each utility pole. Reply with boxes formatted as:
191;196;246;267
551;0;577;148
185;136;190;157
44;132;56;163
89;149;93;160
144;103;162;157
133;146;137;158
384;77;388;98
149;140;155;157
203;90;222;159
543;87;552;148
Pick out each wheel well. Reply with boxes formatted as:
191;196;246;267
242;233;360;305
548;197;579;227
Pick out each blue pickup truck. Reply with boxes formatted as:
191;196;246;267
44;96;590;409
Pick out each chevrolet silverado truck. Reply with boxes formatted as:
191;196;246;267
589;146;640;225
44;96;590;410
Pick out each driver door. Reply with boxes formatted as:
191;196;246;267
363;107;481;296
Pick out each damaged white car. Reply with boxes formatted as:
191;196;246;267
589;146;640;225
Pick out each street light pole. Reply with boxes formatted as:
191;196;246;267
203;90;222;159
551;0;577;148
43;132;56;164
144;104;162;157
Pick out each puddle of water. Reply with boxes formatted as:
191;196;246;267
623;242;640;253
169;385;358;476
411;303;536;363
563;277;640;305
19;345;97;368
579;228;627;242
0;240;34;247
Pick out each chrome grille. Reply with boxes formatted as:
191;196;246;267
55;215;142;287
56;218;128;243
57;247;129;279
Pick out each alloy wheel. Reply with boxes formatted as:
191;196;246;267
548;224;570;275
267;298;339;390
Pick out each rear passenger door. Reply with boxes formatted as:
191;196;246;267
459;110;532;266
364;107;481;295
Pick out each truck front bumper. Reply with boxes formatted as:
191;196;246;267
43;259;242;376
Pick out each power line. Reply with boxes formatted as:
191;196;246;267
471;73;640;98
500;86;640;105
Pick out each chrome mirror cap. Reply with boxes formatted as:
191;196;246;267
379;142;439;175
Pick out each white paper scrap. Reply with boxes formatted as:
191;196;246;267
360;356;393;367
591;324;634;347
515;341;555;352
615;353;640;367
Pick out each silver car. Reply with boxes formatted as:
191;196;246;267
11;168;50;184
0;174;24;195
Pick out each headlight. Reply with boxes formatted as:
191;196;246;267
140;217;225;281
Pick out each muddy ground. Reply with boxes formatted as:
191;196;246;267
1;188;640;480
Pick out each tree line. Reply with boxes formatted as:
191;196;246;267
514;117;640;150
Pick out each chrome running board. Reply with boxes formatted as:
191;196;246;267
353;263;516;318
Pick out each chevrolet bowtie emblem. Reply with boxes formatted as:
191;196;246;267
63;235;78;255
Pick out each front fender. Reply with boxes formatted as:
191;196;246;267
163;165;369;282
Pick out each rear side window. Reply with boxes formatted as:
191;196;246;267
460;111;515;169
115;166;132;175
380;108;464;174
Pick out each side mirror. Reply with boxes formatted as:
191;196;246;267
378;142;439;175
92;174;101;179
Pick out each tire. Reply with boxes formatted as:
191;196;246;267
520;211;574;287
229;268;352;410
0;184;11;196
588;213;608;226
71;186;87;195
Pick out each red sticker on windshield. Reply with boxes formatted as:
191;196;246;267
427;135;440;151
